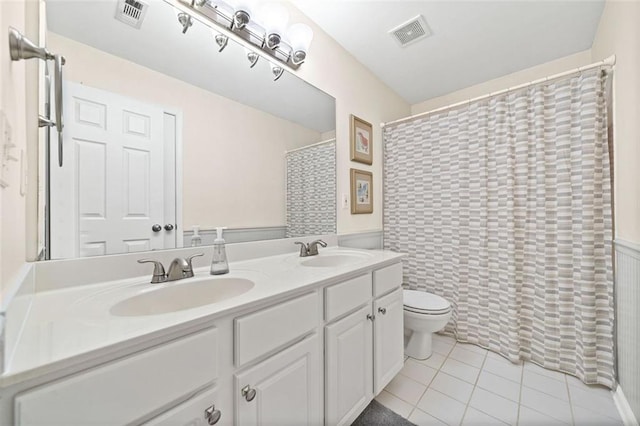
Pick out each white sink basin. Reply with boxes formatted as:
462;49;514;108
110;277;255;316
300;252;372;268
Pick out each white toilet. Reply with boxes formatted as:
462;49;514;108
403;289;452;359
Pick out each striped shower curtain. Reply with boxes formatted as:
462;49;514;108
286;140;336;238
383;69;615;387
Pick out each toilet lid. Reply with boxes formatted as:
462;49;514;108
403;290;451;314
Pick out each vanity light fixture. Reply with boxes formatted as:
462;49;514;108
175;0;313;72
176;11;193;33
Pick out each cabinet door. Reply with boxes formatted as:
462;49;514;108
234;334;321;425
373;287;404;394
325;305;373;426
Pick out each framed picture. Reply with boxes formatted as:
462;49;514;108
350;169;373;214
350;114;373;165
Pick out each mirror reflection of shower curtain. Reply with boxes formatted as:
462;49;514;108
383;68;615;388
286;140;336;238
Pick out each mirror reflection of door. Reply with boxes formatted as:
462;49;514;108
50;82;179;258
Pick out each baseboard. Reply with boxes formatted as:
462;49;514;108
614;386;639;426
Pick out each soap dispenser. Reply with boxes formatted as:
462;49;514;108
191;225;202;247
210;227;229;275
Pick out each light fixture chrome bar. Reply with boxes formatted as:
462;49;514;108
171;0;301;71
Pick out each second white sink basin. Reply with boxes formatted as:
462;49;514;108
110;277;255;316
300;252;372;268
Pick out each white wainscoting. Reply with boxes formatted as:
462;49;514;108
338;231;384;250
615;239;640;424
183;226;287;246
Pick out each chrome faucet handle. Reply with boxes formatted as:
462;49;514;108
294;241;309;257
167;257;190;281
137;259;167;284
184;253;204;278
307;239;327;256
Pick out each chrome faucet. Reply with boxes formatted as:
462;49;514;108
138;253;204;283
294;240;327;257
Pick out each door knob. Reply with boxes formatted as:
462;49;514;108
204;404;222;425
241;385;256;402
378;307;387;315
164;223;174;231
152;224;162;232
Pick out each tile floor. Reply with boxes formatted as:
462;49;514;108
376;334;624;425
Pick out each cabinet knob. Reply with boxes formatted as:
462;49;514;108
204;404;221;425
378;307;387;315
164;223;175;231
366;314;375;321
241;385;257;402
152;224;162;232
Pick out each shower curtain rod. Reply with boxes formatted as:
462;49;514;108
285;137;336;154
381;54;616;129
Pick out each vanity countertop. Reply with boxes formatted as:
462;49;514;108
2;247;403;386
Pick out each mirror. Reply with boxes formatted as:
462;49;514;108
41;0;336;259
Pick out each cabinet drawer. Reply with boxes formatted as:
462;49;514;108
373;263;403;296
235;292;318;367
15;327;218;426
324;273;371;322
145;386;221;426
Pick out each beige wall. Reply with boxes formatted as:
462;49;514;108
411;50;593;114
288;5;411;234
47;32;322;231
592;0;640;244
0;0;39;301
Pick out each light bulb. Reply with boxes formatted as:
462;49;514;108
229;0;256;29
287;23;313;64
261;3;289;49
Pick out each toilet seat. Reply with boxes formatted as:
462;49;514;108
403;290;451;315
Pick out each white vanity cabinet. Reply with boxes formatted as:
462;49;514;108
7;256;405;426
324;263;404;426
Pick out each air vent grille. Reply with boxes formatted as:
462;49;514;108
115;0;149;29
389;15;432;47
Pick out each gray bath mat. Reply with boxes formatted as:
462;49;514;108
351;399;417;426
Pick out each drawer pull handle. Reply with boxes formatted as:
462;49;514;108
204;404;222;425
378;307;387;315
242;385;257;402
367;314;375;321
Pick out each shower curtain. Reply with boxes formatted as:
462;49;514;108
286;141;336;238
383;69;615;387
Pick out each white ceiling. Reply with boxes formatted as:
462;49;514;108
46;0;335;133
294;0;605;104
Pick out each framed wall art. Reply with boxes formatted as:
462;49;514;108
350;168;373;214
350;114;373;165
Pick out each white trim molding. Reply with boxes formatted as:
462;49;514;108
614;386;640;426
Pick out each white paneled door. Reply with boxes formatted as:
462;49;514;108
51;82;177;258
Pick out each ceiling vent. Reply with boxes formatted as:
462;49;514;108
389;15;432;47
115;0;149;29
